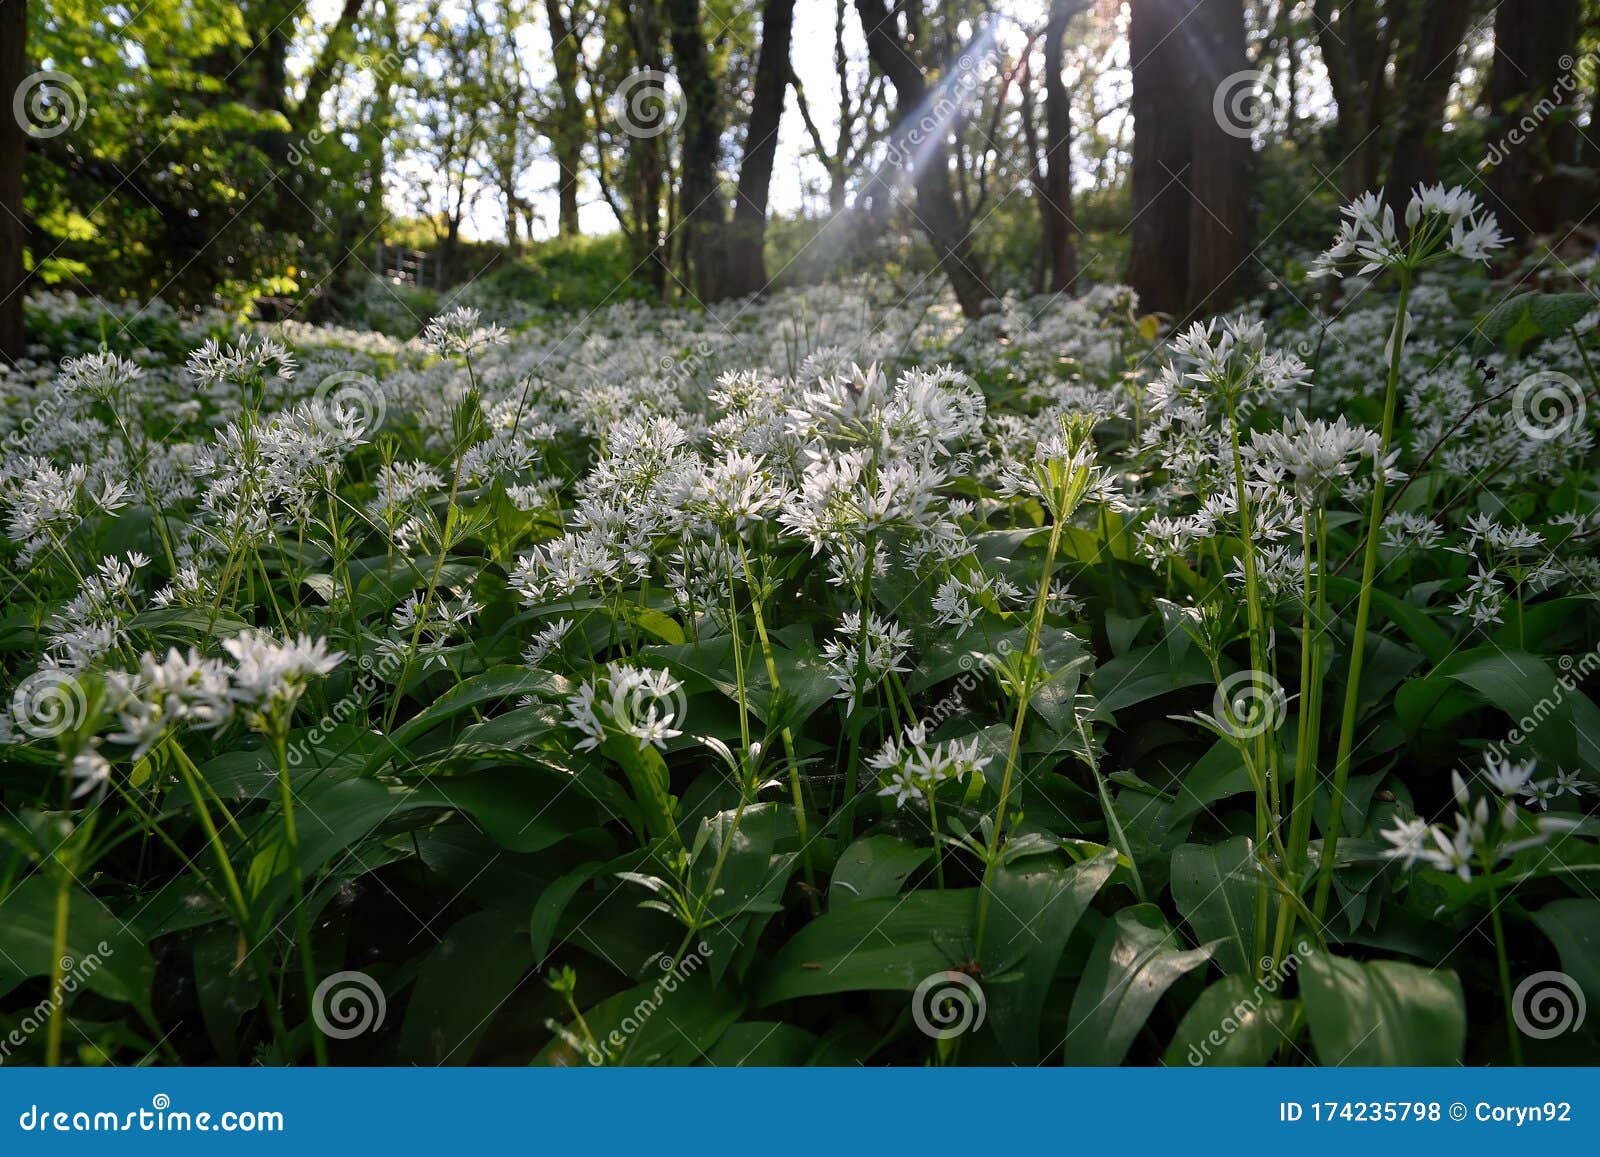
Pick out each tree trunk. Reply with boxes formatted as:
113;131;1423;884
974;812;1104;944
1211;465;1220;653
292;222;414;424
855;0;995;319
666;0;726;302
1040;0;1077;294
1127;0;1191;317
721;0;795;299
1314;0;1393;199
0;0;26;363
1184;0;1253;315
546;0;583;237
1485;0;1582;240
1385;0;1471;213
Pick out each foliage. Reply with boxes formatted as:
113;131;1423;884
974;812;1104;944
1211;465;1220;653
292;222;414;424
1;185;1598;1067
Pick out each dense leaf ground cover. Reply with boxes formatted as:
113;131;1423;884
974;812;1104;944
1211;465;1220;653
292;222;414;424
1;187;1598;1067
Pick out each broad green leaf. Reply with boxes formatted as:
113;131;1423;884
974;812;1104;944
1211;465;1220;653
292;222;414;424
0;877;154;1011
379;666;560;760
985;851;1118;1062
1299;952;1465;1065
540;968;743;1066
1164;975;1297;1066
1170;837;1259;976
400;911;532;1065
1062;904;1213;1065
703;1021;818;1066
828;834;932;907
1530;898;1600;1008
758;890;978;1004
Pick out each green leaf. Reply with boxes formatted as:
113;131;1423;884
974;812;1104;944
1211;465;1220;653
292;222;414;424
401;911;532;1064
379;666;560;761
1164;975;1298;1066
541;967;743;1066
1062;904;1213;1065
758;890;978;1004
1299;952;1465;1065
0;877;154;1011
985;851;1118;1062
404;767;604;854
703;1021;818;1066
1530;898;1600;1008
828;835;932;907
1170;837;1259;976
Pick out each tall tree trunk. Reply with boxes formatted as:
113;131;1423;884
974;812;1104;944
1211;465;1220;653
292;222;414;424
1185;0;1253;315
721;0;795;299
1314;0;1394;199
1127;0;1191;317
1040;0;1078;294
855;0;995;319
546;0;583;237
666;0;726;302
1384;0;1471;213
1485;0;1581;240
0;0;26;363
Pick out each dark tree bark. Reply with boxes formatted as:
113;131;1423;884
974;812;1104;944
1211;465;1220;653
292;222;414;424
1384;0;1472;213
1039;0;1078;294
666;0;726;302
291;0;364;135
722;0;796;299
0;0;26;363
1185;0;1253;315
855;0;996;319
546;0;583;237
1127;0;1192;317
1485;0;1582;240
1313;0;1396;199
1128;0;1254;319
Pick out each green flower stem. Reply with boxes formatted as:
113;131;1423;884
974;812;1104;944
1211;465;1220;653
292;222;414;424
975;512;1066;958
1483;862;1523;1067
734;540;817;905
1314;272;1411;926
271;730;327;1066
